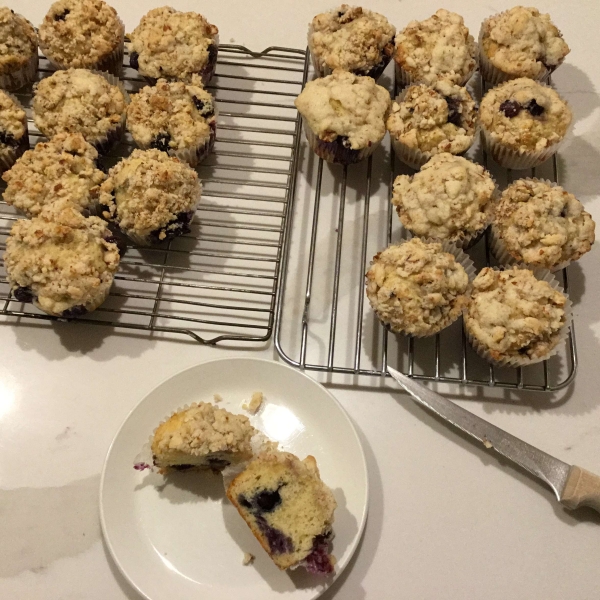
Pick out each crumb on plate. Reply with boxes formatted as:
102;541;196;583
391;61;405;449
242;391;264;415
242;552;254;565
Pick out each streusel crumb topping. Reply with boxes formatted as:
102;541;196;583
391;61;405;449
4;200;120;315
127;78;215;150
294;70;391;149
39;0;124;68
308;5;395;73
395;9;477;85
98;149;201;238
386;80;477;154
3;133;105;217
152;402;255;457
480;77;571;152
0;89;27;140
494;179;595;268
392;154;496;241
465;266;566;360
0;8;37;74
127;7;218;82
481;7;570;79
366;237;470;336
33;69;127;142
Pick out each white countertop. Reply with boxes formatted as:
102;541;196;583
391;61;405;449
2;1;600;599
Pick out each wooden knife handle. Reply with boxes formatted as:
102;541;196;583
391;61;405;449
561;466;600;513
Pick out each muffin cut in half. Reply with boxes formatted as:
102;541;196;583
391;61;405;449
227;450;337;574
151;402;256;471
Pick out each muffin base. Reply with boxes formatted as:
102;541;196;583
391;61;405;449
303;118;380;165
0;52;39;91
464;267;572;367
370;239;476;338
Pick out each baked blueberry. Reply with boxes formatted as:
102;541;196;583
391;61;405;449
445;96;462;126
13;286;34;303
62;305;88;318
0;131;20;148
150;132;171;153
129;50;139;70
255;516;294;555
149;211;194;243
54;9;70;22
499;99;521;118
525;98;544;116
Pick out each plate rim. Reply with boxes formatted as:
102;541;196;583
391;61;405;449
99;357;369;600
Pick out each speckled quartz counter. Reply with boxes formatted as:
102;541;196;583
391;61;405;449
1;1;599;599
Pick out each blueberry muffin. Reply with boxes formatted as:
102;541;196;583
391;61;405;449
127;78;216;167
3;133;105;217
394;9;477;87
39;0;124;76
479;7;570;84
32;68;128;154
4;200;120;318
98;149;202;246
308;5;396;80
366;237;472;337
479;77;572;169
294;70;391;164
386;80;477;169
492;178;595;270
151;402;256;471
0;89;28;172
465;266;570;366
227;450;337;574
0;8;38;91
127;7;219;85
392;154;497;248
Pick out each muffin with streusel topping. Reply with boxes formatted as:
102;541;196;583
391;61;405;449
392;154;497;248
479;77;572;169
295;70;391;164
33;68;128;154
39;0;125;76
365;237;473;337
464;266;570;366
3;133;105;217
479;6;570;84
492;178;595;270
0;89;28;172
98;149;202;246
3;199;120;318
127;7;219;85
151;402;256;471
394;9;477;87
308;5;396;80
386;80;477;169
127;78;217;167
0;8;38;91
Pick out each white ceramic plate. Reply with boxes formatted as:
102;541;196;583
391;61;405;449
100;358;368;600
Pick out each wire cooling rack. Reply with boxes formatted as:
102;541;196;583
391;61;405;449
0;46;307;345
275;52;577;392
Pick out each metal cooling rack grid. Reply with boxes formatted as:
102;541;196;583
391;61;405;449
275;53;577;392
0;45;307;345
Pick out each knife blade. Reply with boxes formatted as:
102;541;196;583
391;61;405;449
387;366;600;514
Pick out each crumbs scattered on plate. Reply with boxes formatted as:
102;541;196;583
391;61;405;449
213;393;223;403
242;391;264;415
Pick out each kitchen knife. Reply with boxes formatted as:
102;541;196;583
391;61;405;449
387;366;600;514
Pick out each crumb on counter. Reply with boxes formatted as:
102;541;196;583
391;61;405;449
213;393;223;403
242;391;264;415
482;438;493;449
242;552;255;565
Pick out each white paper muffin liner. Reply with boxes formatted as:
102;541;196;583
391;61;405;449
0;51;39;91
120;183;201;247
41;17;125;77
370;238;476;338
302;116;382;165
478;18;558;85
394;52;478;90
464;266;572;367
490;178;581;271
0;92;29;173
